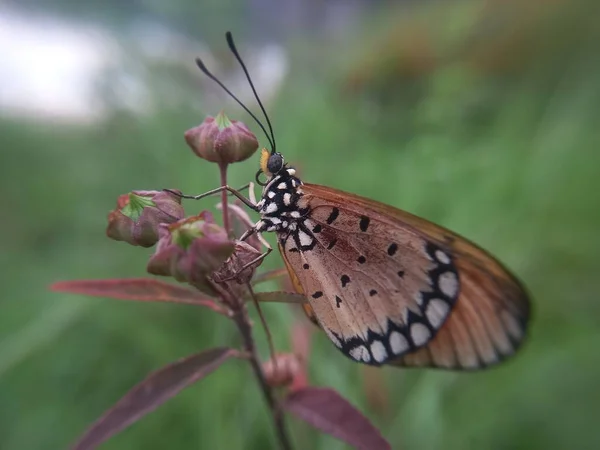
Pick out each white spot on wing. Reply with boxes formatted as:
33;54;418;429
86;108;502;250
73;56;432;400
439;272;459;298
277;182;287;189
265;202;278;214
410;323;431;346
290;211;301;218
370;340;387;363
291;180;297;187
287;168;296;176
389;331;409;354
283;193;291;205
426;298;450;329
269;217;282;225
298;230;313;247
267;191;276;199
415;292;424;306
435;250;451;264
349;345;371;362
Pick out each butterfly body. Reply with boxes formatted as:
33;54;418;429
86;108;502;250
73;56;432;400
254;152;530;370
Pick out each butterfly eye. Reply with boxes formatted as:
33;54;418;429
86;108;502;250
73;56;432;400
267;153;284;174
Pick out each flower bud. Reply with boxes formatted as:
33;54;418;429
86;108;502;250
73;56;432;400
106;190;184;247
262;353;302;388
146;212;235;294
184;111;259;165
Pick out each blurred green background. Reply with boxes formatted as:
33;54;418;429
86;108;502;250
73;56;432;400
1;0;599;448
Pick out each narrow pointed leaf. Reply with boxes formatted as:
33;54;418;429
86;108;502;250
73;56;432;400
73;347;238;450
252;291;307;304
284;387;391;450
51;278;226;313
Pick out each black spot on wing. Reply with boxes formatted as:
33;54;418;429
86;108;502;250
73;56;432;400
326;207;339;225
359;216;370;232
388;243;398;256
340;275;350;288
335;296;342;308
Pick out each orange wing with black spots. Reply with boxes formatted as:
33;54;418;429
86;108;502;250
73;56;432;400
277;183;530;369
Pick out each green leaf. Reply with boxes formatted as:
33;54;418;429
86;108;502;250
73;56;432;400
121;193;156;221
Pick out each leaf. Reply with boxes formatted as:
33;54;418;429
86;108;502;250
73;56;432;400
284;387;391;450
252;291;307;304
50;278;226;314
72;347;238;450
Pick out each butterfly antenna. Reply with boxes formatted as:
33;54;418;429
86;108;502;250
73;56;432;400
195;57;275;151
226;31;277;154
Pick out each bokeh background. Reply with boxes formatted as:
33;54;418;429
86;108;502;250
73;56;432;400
1;0;599;448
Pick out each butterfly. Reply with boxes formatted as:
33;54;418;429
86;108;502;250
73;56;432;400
193;32;531;370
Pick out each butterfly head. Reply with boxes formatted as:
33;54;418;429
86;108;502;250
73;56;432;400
258;148;286;184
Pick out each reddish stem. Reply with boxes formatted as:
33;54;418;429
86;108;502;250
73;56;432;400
219;163;231;236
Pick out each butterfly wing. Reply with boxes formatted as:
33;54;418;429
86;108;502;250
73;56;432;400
278;183;530;369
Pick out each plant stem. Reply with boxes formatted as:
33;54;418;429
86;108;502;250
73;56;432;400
232;302;292;450
219;163;231;236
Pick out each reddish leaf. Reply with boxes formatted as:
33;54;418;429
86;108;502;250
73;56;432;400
72;347;238;450
51;278;226;314
284;387;391;450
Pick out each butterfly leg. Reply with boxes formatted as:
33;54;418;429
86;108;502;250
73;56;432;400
164;186;259;211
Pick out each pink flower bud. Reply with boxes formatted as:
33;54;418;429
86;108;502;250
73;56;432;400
106;190;184;247
146;212;235;294
262;353;302;388
184;111;259;165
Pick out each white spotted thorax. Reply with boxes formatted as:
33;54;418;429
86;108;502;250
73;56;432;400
255;166;307;235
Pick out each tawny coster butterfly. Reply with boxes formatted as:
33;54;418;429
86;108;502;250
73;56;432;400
186;32;530;370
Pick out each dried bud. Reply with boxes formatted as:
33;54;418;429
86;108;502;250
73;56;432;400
106;190;184;247
184;111;259;165
262;353;302;388
213;240;263;285
146;212;235;294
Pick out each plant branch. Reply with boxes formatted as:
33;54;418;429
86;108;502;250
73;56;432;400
219;163;231;236
229;294;292;450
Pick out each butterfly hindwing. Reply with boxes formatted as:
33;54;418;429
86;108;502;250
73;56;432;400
278;183;530;369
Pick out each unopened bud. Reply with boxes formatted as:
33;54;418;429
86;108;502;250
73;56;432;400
262;353;302;388
184;111;259;165
106;190;184;247
146;211;235;294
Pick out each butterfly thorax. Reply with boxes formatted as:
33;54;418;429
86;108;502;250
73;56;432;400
255;167;309;234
